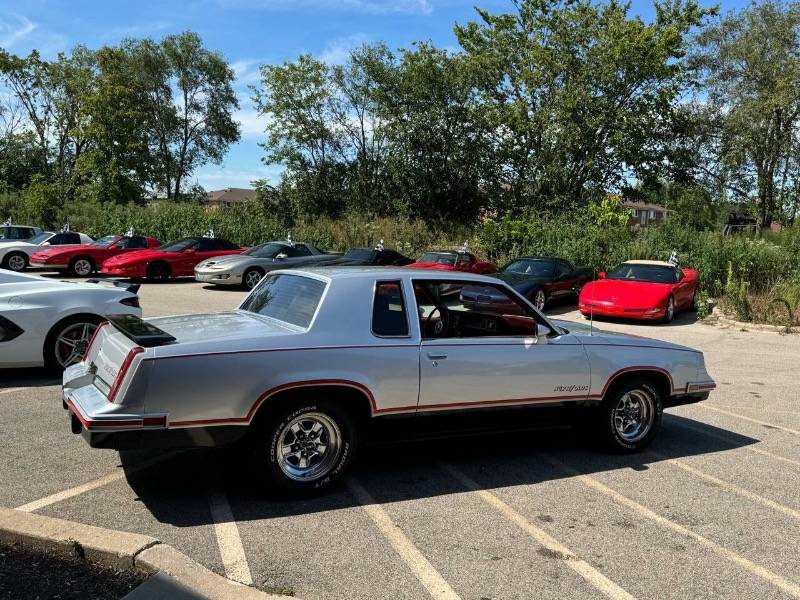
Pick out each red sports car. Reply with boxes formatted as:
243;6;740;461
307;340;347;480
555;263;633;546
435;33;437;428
579;260;699;323
29;234;161;277
407;250;497;274
100;236;244;280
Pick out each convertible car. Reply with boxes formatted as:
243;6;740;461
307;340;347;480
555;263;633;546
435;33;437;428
493;257;593;311
0;270;140;371
0;230;93;272
30;234;161;276
316;245;413;268
407;248;497;274
101;236;244;280
64;268;714;495
195;239;338;290
579;260;699;323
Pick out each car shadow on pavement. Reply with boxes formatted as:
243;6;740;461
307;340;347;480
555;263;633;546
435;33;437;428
118;411;758;528
0;368;59;388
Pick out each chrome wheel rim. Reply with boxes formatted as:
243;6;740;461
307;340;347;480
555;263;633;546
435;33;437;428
7;254;25;271
277;412;342;482
55;322;97;367
245;270;263;289
534;290;546;310
613;389;655;443
74;259;92;276
666;297;674;320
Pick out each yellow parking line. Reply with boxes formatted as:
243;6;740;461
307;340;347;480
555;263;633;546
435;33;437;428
346;477;461;600
207;488;253;586
695;405;800;436
542;454;800;599
16;454;168;513
440;463;636;600
677;421;800;468
657;455;800;521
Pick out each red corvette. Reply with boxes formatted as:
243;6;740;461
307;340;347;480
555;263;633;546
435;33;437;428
579;260;699;323
407;250;497;274
100;236;244;280
29;234;161;277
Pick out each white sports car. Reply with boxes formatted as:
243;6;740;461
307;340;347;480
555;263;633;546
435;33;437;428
0;230;94;272
64;267;715;495
0;270;141;370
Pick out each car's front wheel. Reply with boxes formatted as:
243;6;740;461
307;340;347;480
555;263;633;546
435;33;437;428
663;295;675;323
243;267;264;290
69;256;95;277
2;251;28;272
146;261;171;281
597;377;662;452
260;399;357;495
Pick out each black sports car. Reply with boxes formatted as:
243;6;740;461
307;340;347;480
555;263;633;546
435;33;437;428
493;257;593;310
317;247;413;267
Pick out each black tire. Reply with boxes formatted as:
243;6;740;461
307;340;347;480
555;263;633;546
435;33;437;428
690;289;698;312
68;256;95;277
43;315;104;373
258;398;357;496
596;377;662;452
2;251;28;272
242;267;265;290
146;261;171;281
662;295;675;324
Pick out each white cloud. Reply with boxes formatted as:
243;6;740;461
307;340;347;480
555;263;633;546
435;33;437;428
219;0;432;16
0;14;36;48
193;165;284;190
236;105;266;137
231;59;263;89
319;33;369;65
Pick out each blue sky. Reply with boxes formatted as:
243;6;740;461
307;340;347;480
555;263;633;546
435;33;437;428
1;0;747;192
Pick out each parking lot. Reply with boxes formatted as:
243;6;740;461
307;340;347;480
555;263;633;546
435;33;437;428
2;278;799;599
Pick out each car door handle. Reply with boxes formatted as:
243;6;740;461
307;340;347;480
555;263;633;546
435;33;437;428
426;352;448;360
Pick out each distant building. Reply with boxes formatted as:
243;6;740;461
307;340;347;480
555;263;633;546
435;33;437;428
204;187;256;208
619;200;670;228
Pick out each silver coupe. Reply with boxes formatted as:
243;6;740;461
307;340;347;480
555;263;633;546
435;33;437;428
63;267;715;495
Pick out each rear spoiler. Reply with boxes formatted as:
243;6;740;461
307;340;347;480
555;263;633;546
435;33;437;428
86;278;141;294
106;314;176;348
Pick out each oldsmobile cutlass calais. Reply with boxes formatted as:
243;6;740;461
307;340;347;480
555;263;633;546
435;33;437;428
63;268;715;494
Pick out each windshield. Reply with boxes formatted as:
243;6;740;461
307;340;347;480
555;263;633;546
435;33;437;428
159;238;197;252
29;232;53;245
607;264;677;283
344;248;375;261
243;243;286;258
91;235;119;248
419;252;457;266
503;259;554;276
240;273;326;328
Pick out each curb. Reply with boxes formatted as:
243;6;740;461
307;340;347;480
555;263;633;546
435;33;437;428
0;507;286;600
710;307;796;334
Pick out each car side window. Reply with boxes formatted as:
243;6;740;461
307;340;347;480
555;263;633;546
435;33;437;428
293;244;312;257
413;280;539;339
196;239;222;252
125;236;148;249
372;281;409;337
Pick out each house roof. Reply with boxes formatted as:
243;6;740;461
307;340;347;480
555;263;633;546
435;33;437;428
619;200;671;212
205;188;256;204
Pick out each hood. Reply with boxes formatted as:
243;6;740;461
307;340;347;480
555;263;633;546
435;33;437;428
580;278;672;307
198;254;262;269
147;311;296;345
552;318;695;353
494;272;549;288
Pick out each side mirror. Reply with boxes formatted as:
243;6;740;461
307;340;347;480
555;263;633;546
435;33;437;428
597;271;606;279
276;252;288;259
184;248;196;255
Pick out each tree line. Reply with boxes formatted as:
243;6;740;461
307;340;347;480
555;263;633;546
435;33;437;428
3;0;800;231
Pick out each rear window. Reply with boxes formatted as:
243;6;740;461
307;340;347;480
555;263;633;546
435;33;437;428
240;274;326;328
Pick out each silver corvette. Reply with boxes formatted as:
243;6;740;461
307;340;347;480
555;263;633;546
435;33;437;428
63;267;715;495
194;239;339;289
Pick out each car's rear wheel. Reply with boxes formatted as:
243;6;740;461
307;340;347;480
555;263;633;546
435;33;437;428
243;267;264;290
44;316;103;372
532;288;547;311
663;295;675;323
2;251;28;272
596;377;662;452
259;399;357;496
69;256;95;277
690;289;698;312
146;261;171;281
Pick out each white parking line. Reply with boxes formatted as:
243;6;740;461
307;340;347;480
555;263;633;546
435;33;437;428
657;455;800;521
440;463;636;600
696;405;800;436
346;477;461;600
542;454;800;599
678;422;800;467
207;488;253;586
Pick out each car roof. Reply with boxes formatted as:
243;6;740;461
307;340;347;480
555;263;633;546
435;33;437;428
276;266;500;283
511;256;563;262
623;260;673;266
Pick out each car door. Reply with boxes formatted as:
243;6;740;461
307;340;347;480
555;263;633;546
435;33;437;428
551;260;579;299
673;268;693;309
413;278;590;411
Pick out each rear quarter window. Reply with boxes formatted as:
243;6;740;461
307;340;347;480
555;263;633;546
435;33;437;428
240;274;326;328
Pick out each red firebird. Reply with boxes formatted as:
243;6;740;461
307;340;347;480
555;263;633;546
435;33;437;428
29;234;161;277
100;236;244;280
407;250;497;274
578;260;699;323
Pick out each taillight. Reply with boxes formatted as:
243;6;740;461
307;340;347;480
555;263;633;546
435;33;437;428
107;346;145;403
120;296;140;308
83;321;108;360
